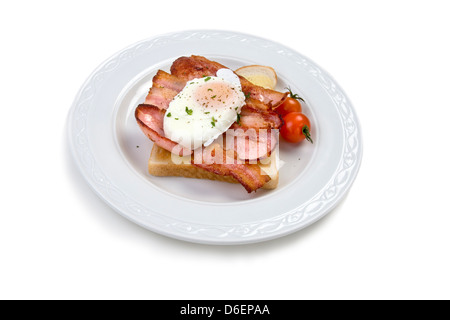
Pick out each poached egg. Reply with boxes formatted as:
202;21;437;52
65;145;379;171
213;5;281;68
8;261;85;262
163;69;245;150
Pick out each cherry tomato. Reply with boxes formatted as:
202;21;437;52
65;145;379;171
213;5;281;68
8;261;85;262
276;97;302;117
280;112;313;143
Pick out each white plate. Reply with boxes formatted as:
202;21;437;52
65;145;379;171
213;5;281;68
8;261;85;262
68;30;362;245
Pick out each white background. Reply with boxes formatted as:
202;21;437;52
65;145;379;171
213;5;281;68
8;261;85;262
1;0;449;300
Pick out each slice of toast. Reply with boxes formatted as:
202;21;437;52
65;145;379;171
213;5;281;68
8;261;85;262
148;145;279;189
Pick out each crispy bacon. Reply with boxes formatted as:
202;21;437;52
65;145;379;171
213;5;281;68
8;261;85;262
240;80;288;109
145;86;178;110
192;145;270;193
170;55;220;80
135;104;191;156
228;129;277;161
170;55;288;108
231;104;282;130
152;70;186;92
145;71;186;109
245;98;271;112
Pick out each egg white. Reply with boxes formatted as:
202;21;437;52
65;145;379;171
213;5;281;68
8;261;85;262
163;69;245;150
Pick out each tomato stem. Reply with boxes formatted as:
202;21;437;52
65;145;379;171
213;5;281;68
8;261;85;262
302;125;313;143
285;86;305;102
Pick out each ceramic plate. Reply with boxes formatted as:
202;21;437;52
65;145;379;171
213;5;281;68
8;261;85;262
68;30;362;245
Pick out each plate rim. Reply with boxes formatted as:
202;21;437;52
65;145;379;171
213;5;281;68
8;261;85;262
67;29;363;245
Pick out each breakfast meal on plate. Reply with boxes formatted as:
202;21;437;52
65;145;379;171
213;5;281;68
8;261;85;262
135;55;313;193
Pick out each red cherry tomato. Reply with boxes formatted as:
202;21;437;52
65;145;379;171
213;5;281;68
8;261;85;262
276;97;302;117
280;112;313;143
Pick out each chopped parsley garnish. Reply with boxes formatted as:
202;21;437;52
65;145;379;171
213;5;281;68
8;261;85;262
236;113;241;125
204;111;210;114
204;76;211;82
207;88;213;92
175;118;179;120
166;112;171;117
211;116;217;127
245;92;251;99
185;106;193;115
211;95;216;99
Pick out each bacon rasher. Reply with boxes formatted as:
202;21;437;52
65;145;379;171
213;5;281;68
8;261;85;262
192;145;270;193
135;104;191;156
